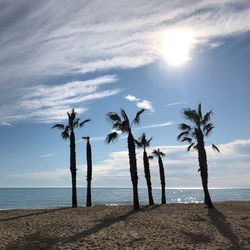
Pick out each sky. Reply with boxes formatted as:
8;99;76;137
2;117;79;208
0;0;250;189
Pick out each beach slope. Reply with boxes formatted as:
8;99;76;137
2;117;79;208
0;202;249;249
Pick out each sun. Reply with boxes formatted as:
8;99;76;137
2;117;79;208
163;29;193;66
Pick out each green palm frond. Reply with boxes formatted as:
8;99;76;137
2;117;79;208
105;132;119;144
52;124;64;130
80;119;90;127
132;109;144;125
212;144;220;153
107;112;121;123
187;143;195;151
179;123;191;131
181;137;192;143
177;131;190;141
201;110;213;125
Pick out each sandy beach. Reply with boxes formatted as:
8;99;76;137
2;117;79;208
0;201;249;249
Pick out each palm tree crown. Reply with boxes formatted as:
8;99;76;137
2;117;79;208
106;109;144;143
134;133;152;150
177;104;219;152
52;109;90;139
151;148;166;158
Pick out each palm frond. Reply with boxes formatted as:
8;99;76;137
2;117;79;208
201;110;213;125
82;136;90;141
212;144;220;153
148;155;154;160
119;120;129;133
197;103;202;119
74;118;80;128
120;109;129;122
52;124;64;130
132;109;144;125
187;143;195;151
61;128;69;139
107;112;121;123
204;123;214;136
105;132;119;144
179;123;191;131
152;149;165;157
181;137;192;143
177;131;190;141
79;119;90;127
183;108;199;123
134;139;143;149
193;144;198;151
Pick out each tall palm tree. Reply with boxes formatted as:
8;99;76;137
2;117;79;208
135;133;154;205
52;109;90;208
177;103;219;209
150;149;166;204
106;108;144;210
82;136;92;207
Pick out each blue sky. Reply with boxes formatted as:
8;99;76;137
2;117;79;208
0;0;250;188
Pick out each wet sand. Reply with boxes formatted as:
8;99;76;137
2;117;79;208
0;201;250;249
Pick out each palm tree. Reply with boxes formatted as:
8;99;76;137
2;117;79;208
82;136;92;207
177;103;219;209
135;133;154;205
149;149;166;204
52;109;90;208
106;108;144;210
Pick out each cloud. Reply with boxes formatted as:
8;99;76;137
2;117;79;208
0;75;120;123
137;100;155;112
125;95;140;102
0;0;249;89
39;154;55;158
0;122;13;127
167;102;186;106
137;121;174;130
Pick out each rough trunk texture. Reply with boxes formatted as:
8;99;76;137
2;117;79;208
158;156;166;204
70;131;77;208
128;132;140;210
197;129;214;209
143;150;154;205
86;140;92;207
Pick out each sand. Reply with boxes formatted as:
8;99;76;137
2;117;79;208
0;201;250;249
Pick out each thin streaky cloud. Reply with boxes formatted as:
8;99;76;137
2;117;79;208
137;121;174;130
0;122;14;127
167;102;186;106
39;154;55;158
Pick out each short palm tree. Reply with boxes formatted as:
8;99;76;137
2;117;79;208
149;149;166;204
177;104;219;209
52;109;90;208
82;136;92;207
135;133;154;205
106;108;144;210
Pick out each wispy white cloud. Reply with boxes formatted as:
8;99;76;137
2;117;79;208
0;75;120;123
125;95;140;102
39;154;55;158
167;102;186;106
0;0;249;88
137;121;174;130
137;100;155;112
0;122;14;127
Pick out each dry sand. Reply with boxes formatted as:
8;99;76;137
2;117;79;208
0;201;250;249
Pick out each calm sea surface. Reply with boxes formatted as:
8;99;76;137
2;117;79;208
0;188;249;209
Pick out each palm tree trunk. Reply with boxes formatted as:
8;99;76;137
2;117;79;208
197;131;213;208
158;156;166;204
128;132;140;210
70;131;77;208
143;150;154;205
86;140;92;207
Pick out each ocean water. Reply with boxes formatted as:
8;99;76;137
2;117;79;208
0;188;249;209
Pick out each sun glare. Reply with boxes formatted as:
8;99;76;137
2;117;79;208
163;29;193;66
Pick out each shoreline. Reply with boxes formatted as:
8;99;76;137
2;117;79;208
1;201;250;249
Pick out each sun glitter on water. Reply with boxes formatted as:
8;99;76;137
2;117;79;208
163;29;193;66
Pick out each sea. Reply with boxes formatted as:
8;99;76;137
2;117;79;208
0;188;249;210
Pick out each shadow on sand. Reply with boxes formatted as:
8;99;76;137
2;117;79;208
0;207;71;222
5;205;160;249
208;208;242;250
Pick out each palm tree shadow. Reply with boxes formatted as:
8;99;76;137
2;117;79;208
62;205;160;245
0;207;71;222
208;208;242;249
